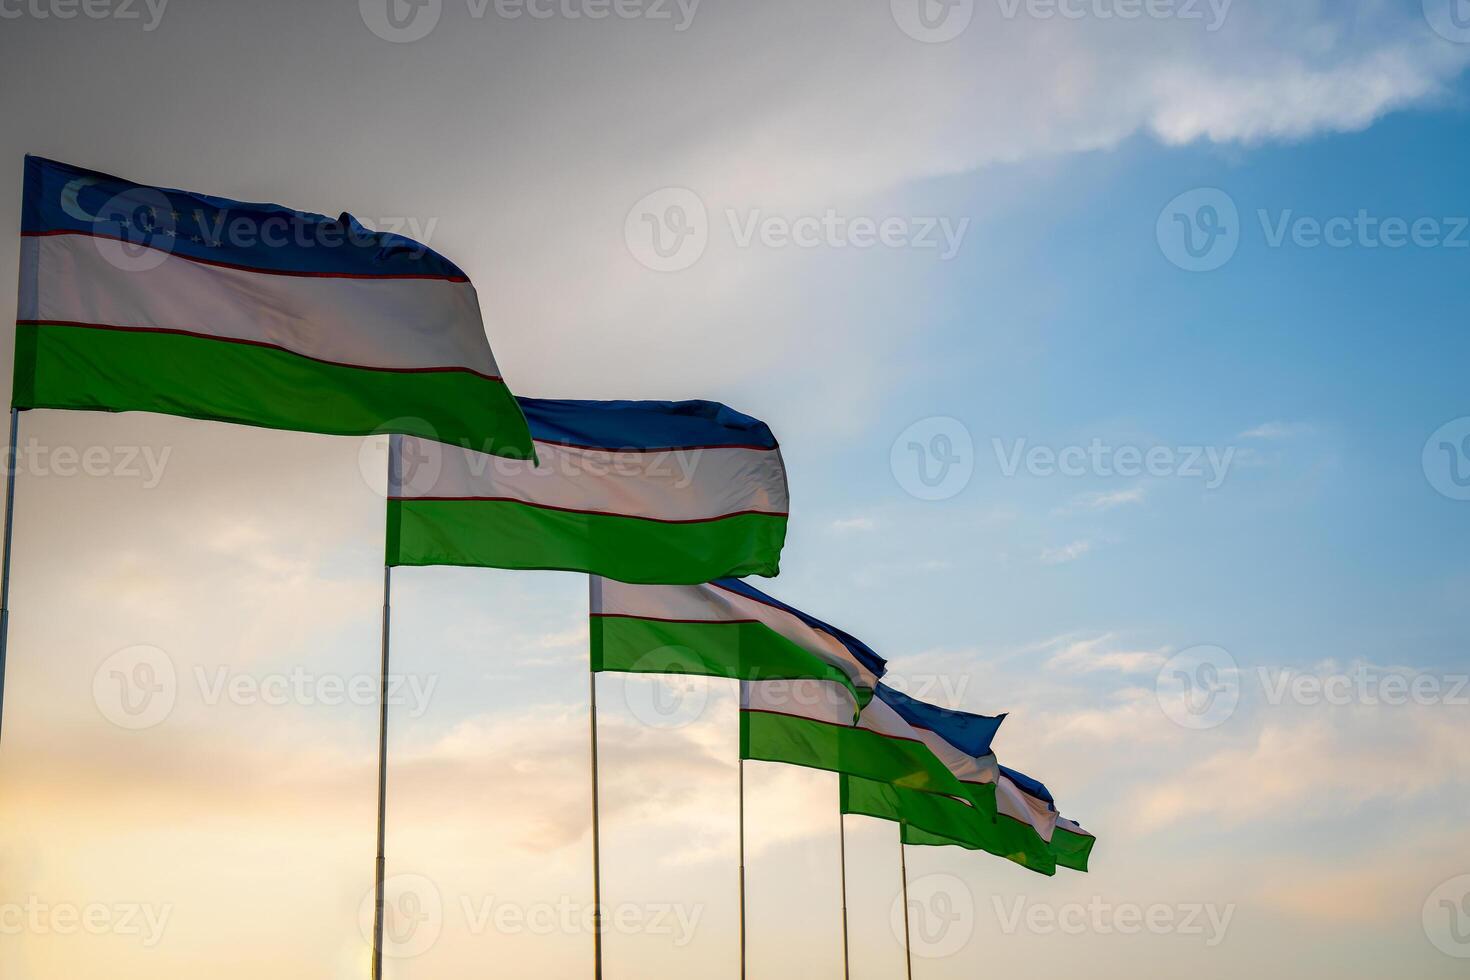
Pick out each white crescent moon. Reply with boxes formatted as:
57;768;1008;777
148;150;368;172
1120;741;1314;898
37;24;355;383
59;177;101;222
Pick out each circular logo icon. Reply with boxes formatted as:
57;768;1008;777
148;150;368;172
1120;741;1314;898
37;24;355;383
620;647;714;730
1424;0;1470;43
359;873;443;959
360;0;442;42
358;423;444;498
1155;644;1240;730
891;0;975;43
1424;874;1470;958
625;188;708;272
1156;188;1239;272
75;182;176;274
891;417;974;501
93;644;177;730
893;872;974;959
1423;417;1470;501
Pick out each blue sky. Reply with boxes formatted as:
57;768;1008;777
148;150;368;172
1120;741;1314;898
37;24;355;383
3;2;1470;977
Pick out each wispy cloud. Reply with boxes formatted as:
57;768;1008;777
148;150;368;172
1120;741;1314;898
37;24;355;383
1061;486;1148;514
1240;421;1315;440
1045;634;1169;675
1039;540;1093;565
829;516;876;534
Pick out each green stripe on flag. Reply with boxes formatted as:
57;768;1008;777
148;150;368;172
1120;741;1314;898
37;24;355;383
592;616;860;701
13;322;534;457
841;774;1057;877
1050;825;1095;872
740;709;970;798
388;498;785;583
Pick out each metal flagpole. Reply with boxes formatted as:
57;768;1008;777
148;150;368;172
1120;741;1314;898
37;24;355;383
839;811;850;980
370;562;392;980
589;579;604;979
899;831;913;980
371;437;397;980
0;408;20;743
738;757;746;980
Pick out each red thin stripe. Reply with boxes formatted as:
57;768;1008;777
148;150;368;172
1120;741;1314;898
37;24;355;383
19;320;505;383
740;707;936;747
742;704;990;758
534;438;780;455
22;229;471;282
590;613;763;626
391;495;786;525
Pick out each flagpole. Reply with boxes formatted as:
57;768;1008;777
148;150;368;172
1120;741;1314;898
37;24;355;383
899;831;913;980
370;562;392;980
589;579;604;979
0;407;20;743
838;811;850;980
738;757;746;980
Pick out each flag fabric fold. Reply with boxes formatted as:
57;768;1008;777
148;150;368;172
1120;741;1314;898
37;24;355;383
387;397;788;583
591;577;884;705
15;156;533;457
840;775;1057;877
739;680;995;800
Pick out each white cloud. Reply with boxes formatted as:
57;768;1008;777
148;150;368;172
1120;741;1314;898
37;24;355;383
1040;539;1093;564
829;516;876;533
1045;634;1169;674
1063;486;1148;513
1240;421;1315;440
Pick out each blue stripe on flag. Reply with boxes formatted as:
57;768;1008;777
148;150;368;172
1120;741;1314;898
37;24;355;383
22;156;466;279
711;578;888;678
1000;765;1056;808
518;398;780;452
875;684;1005;757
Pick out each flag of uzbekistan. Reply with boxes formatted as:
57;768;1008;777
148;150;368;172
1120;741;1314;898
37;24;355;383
15;156;532;457
591;577;885;706
740;681;995;800
387;398;788;583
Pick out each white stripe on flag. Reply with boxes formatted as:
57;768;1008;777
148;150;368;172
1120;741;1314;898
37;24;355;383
21;234;501;375
394;437;788;520
597;580;875;690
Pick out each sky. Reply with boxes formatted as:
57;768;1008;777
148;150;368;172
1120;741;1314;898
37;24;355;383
2;0;1470;977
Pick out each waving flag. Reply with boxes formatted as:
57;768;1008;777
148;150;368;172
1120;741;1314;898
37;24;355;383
897;764;1094;874
15;156;532;457
840;775;1057;877
740;681;992;798
1051;816;1097;872
592;577;883;704
387;398;788;583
